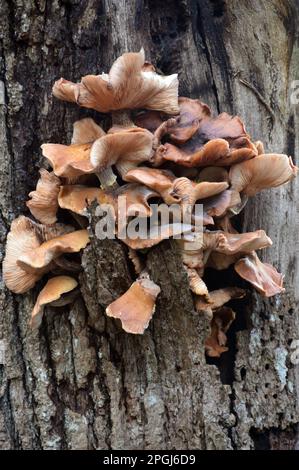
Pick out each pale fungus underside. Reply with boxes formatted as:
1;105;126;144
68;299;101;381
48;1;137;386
3;50;297;357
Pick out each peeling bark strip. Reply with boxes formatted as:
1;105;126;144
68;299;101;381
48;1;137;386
0;0;298;450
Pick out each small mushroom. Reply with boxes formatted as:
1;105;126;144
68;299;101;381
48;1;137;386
196;287;246;318
121;221;193;250
184;266;209;299
154;111;257;168
90;127;155;185
42;142;94;180
115;183;158;218
58;185;110;215
170;177;228;215
202;190;241;218
254;140;265;155
211;229;272;255
3;216;46;293
26;169;61;224
106;274;161;334
30;276;78;330
205;307;236;358
167;97;211;144
17;229;90;273
124;167;178;204
53;49;179;114
71;117;105;144
234;252;285;297
229;154;298;196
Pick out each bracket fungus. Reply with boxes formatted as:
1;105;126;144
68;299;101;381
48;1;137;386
30;276;78;330
106;274;161;334
3;49;297;353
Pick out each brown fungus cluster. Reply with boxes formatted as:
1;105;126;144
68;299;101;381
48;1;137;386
3;50;297;357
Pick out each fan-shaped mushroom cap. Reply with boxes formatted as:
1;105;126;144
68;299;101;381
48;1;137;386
170;178;228;212
202;190;241;218
58;185;110;215
229;154;298;196
106;274;161;334
17;229;89;273
212;229;272;255
90;127;154;178
121;222;193;250
3;216;45;293
26;169;61;224
196;287;246;316
30;276;78;330
42;143;94;180
205;306;235;357
71;117;105;144
124;167;178;204
234;252;285;297
154;110;257;167
167;97;211;144
115;183;158;218
53;49;179;114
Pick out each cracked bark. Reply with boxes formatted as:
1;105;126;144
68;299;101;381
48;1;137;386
0;0;298;450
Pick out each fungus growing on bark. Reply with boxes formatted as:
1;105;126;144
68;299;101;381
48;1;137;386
17;229;89;273
205;307;236;358
26;169;61;224
234;252;285;297
30;276;78;330
53;49;179;114
71;117;105;144
229;154;298;196
106;274;161;334
3;48;297;356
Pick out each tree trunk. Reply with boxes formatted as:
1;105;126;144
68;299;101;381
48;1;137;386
0;0;298;450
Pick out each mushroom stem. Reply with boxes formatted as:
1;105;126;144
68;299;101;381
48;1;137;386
96;167;119;190
111;110;135;128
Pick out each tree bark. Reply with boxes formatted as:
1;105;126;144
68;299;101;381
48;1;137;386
0;0;298;450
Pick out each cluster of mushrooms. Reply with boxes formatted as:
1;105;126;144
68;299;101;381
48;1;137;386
3;49;297;357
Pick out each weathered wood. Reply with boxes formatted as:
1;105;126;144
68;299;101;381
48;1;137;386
0;0;298;449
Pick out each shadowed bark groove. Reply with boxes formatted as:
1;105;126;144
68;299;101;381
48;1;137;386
0;0;298;450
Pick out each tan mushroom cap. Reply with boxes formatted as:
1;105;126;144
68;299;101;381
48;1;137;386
71;117;105;144
229;154;298;196
58;185;110;215
124;167;177;204
154;109;257;167
202;190;241;218
42;142;94;180
115;183;158;218
26;169;61;224
30;276;78;330
17;229;90;273
234;252;285;297
3;217;74;294
212;229;272;255
121;222;193;250
90;127;154;177
205;306;236;358
196;287;246;317
106;275;161;334
170;178;229;211
167;97;211;144
53;49;179;114
3;216;45;293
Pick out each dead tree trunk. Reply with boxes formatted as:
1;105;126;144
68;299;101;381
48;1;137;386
0;0;298;450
